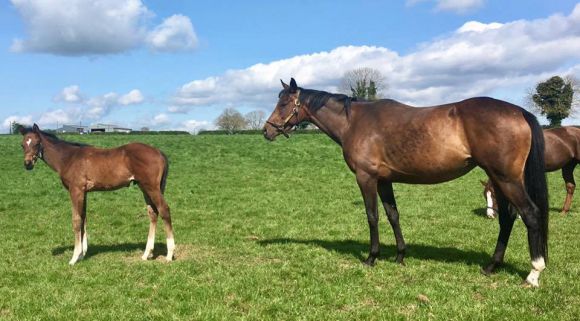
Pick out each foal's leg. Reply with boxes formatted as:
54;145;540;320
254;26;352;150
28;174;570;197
148;190;175;261
561;162;577;214
141;192;158;261
492;180;547;287
482;188;515;275
69;188;86;265
378;181;406;265
356;171;380;266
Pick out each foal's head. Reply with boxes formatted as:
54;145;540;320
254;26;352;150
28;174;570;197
263;78;308;141
18;124;42;170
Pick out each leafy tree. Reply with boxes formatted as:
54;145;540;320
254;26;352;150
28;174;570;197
245;110;266;130
215;108;247;134
530;76;575;127
340;67;386;101
11;122;24;135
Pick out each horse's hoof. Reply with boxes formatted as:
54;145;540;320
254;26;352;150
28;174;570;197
363;258;376;267
522;280;539;288
165;256;173;262
480;265;495;276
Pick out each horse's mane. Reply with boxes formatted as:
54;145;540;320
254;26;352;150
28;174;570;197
280;88;353;117
23;127;91;147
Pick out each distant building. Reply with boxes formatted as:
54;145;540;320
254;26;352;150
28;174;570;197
56;125;89;134
56;123;132;134
90;123;132;133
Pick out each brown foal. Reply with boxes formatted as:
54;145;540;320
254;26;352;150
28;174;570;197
264;78;549;287
19;124;175;264
483;126;580;216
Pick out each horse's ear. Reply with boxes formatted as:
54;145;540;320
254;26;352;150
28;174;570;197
281;79;289;89
289;78;298;93
32;123;40;133
18;126;27;135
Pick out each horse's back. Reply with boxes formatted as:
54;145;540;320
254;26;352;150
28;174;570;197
544;127;580;170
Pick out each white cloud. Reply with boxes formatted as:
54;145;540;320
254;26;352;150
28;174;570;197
167;105;191;114
118;89;144;105
54;85;83;103
152;113;170;125
407;0;485;14
436;0;484;14
10;0;198;56
172;4;580;109
180;119;213;134
3;115;33;130
146;15;198;52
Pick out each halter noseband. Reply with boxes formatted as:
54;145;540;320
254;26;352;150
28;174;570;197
266;91;302;138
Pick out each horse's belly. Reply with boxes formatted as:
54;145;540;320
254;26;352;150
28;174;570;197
382;161;476;184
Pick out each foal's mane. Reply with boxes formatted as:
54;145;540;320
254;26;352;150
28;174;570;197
280;87;354;117
23;127;91;147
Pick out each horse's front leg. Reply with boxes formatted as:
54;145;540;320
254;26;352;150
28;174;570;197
378;181;406;265
69;188;86;265
356;171;379;266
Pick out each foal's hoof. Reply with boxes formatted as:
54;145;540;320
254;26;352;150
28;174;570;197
141;254;152;261
165;256;173;262
522;280;539;288
68;254;84;265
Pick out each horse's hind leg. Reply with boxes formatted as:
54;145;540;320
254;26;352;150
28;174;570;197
482;187;515;275
561;161;577;214
148;189;175;261
141;192;158;260
378;181;406;265
69;188;87;265
490;179;546;287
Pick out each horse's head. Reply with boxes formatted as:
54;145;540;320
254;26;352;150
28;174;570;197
481;180;497;218
263;78;308;141
19;124;42;170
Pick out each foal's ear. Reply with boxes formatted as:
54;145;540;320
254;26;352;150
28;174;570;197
480;180;488;187
281;79;289;90
32;123;40;133
289;78;298;93
18;126;27;135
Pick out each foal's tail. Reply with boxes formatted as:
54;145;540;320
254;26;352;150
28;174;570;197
522;109;549;262
160;151;169;194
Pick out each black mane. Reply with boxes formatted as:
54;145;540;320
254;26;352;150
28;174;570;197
23;127;90;147
280;87;353;116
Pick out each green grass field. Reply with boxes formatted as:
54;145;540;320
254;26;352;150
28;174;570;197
0;133;579;321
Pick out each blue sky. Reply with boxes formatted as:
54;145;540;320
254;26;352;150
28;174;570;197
1;0;580;132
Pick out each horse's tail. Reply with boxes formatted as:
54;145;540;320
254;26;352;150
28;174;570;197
522;109;549;262
160;151;169;194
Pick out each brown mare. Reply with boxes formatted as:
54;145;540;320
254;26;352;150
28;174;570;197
483;126;580;217
263;78;549;287
19;124;175;265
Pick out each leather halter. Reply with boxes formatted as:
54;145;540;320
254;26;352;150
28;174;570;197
266;91;301;138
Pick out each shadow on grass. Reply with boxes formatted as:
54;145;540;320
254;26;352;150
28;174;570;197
52;242;167;259
258;238;526;277
471;207;490;218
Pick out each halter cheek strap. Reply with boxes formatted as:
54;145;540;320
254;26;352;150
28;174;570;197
267;90;302;137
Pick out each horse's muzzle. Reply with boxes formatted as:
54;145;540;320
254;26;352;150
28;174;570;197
24;161;34;170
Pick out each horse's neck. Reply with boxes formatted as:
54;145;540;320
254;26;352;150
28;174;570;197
40;136;75;174
307;101;350;146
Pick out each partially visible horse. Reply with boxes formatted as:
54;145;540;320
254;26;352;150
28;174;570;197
482;126;580;217
19;124;175;264
263;78;549;287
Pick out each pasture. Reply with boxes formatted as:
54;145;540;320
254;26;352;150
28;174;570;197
0;133;579;320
